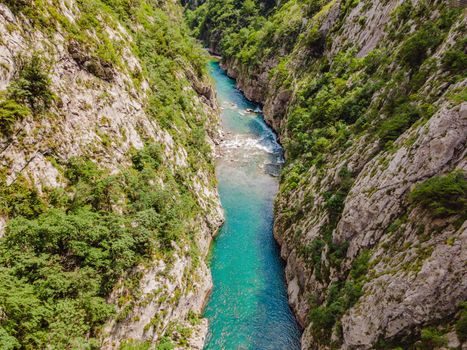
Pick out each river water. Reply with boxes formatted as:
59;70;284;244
203;61;301;350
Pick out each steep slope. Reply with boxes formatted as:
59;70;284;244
0;1;222;349
188;0;467;348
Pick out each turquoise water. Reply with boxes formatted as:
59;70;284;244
203;61;301;350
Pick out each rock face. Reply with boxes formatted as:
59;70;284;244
191;0;467;348
67;39;116;82
0;1;222;348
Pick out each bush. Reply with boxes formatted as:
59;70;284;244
442;48;467;74
418;327;447;349
0;175;46;218
301;238;324;271
378;102;421;145
409;170;467;218
8;55;53;113
0;209;123;348
3;0;30;13
349;249;370;280
304;27;324;57
397;24;441;68
455;301;467;342
131;144;163;171
0;99;30;134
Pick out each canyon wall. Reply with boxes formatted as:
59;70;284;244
189;0;467;348
0;1;222;349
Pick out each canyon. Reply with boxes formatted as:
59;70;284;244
0;0;466;349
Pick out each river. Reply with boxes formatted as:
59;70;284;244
203;61;301;350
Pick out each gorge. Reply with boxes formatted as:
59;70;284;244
0;0;466;349
204;60;301;349
188;0;467;348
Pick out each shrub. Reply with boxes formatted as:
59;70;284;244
0;175;46;218
456;302;467;342
409;170;467;218
131;144;163;171
304;27;324;57
349;249;370;280
120;340;152;350
442;48;467;74
301;238;324;271
378;102;421;145
8;55;53;113
0;99;30;134
418;327;447;349
392;1;412;23
324;190;347;222
309;302;343;342
397;24;441;68
3;0;30;13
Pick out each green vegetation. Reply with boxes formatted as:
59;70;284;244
0;143;202;348
397;23;442;68
456;301;467;343
377;101;421;146
8;55;54;113
309;249;370;346
3;0;28;14
442;37;467;75
120;340;152;350
409;170;467;218
0;54;52;135
0;174;46;218
0;0;216;348
0;99;30;134
418;327;447;349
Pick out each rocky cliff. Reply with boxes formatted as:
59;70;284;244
0;1;222;349
188;0;467;348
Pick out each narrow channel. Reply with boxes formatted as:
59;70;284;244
203;61;302;349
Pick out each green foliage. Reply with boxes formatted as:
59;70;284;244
442;47;467;75
188;0;307;66
120;340;152;350
324;190;346;222
456;302;467;343
418;327;447;349
0;175;46;218
3;0;30;14
0;55;51;135
155;337;175;350
308;249;370;346
396;4;460;69
8;55;53;113
285;50;381;163
0;99;30;134
397;24;441;67
0;142;200;348
349;249;370;280
409;170;467;218
378;101;421;146
391;1;412;23
187;310;201;326
130;144;163;172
